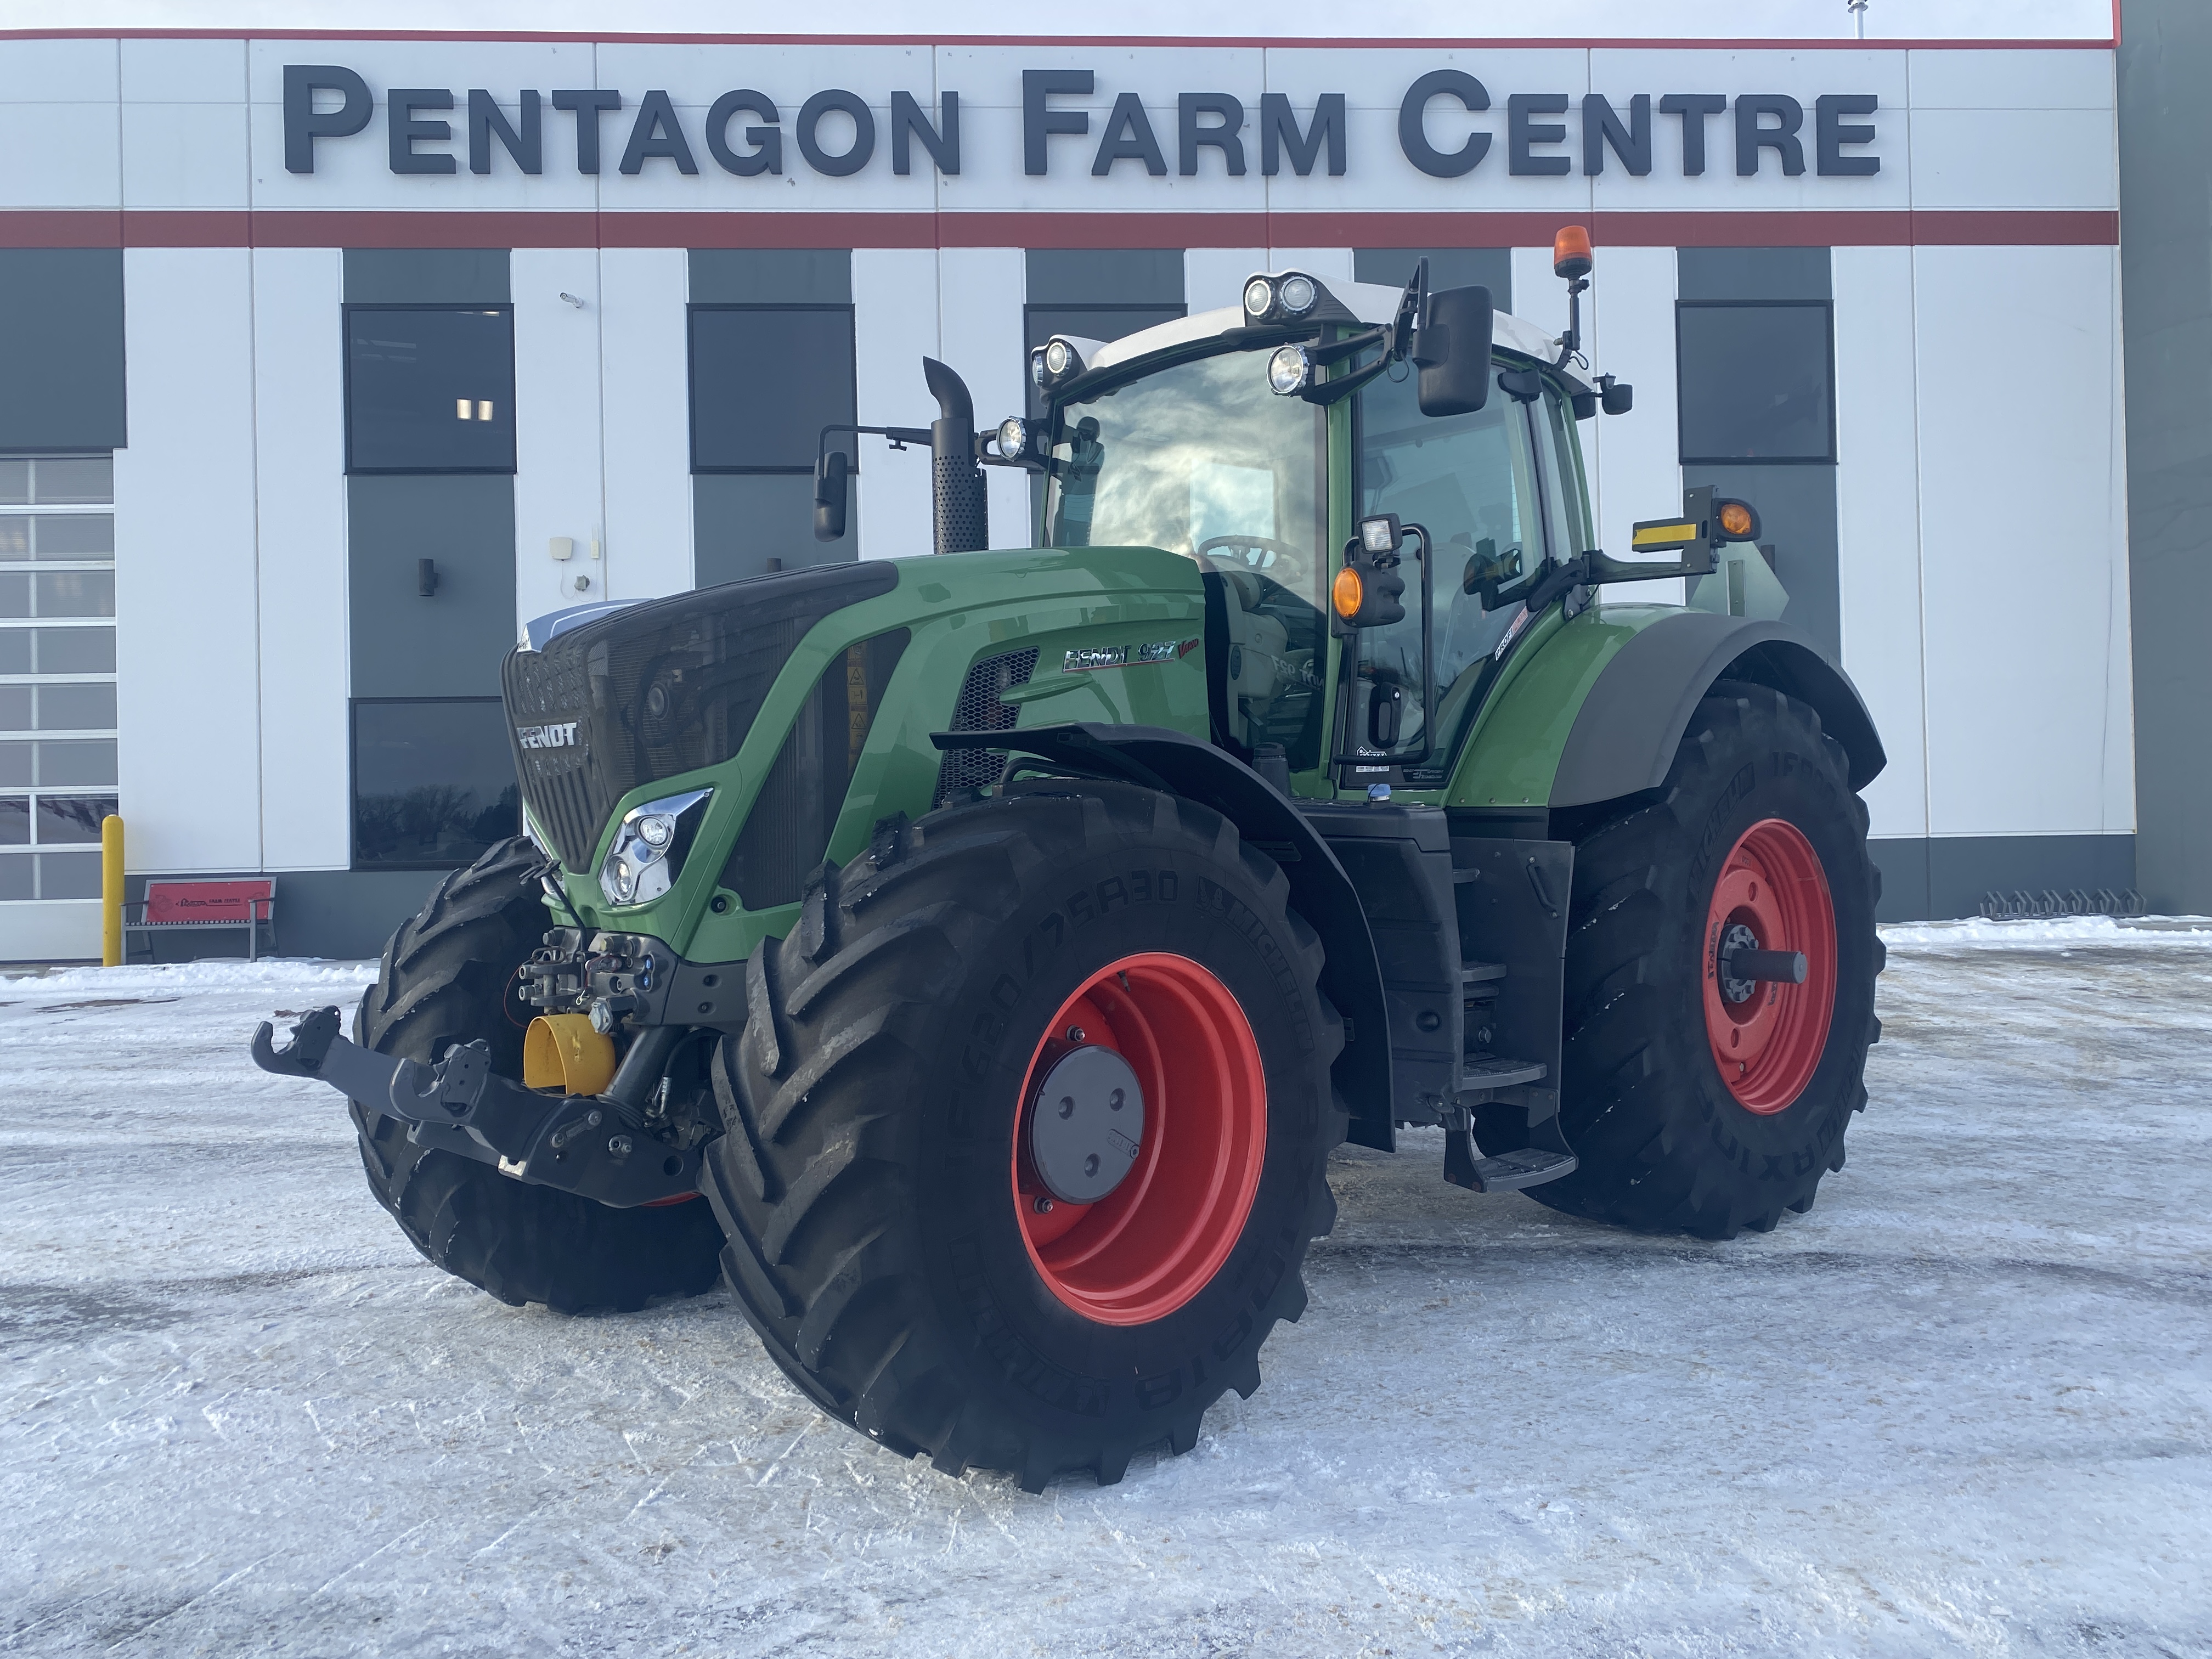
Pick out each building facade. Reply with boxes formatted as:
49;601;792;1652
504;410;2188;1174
0;17;2166;959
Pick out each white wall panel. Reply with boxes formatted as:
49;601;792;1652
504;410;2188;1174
1832;243;1929;842
1;902;100;963
1585;244;1681;600
251;247;351;872
1909;109;2116;210
116;247;263;874
513;250;607;624
122;103;250;209
853;249;941;562
936;247;1030;549
2097;245;2136;834
1906;48;2113;111
598;249;695;600
1269;247;1353;285
0;104;121;209
120;36;244;104
0;38;117;104
1915;243;2130;838
1184;247;1268;315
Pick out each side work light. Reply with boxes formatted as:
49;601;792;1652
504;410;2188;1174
1267;344;1312;397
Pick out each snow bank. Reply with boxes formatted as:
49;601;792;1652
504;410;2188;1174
1880;915;2212;949
0;957;377;996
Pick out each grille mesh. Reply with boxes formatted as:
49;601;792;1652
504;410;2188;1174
504;562;898;870
933;647;1039;806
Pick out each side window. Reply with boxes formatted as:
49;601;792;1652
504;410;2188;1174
1356;365;1543;750
345;306;515;474
1533;384;1595;561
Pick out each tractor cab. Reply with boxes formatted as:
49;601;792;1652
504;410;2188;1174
1020;245;1683;800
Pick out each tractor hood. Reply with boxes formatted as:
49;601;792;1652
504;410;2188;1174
503;561;898;870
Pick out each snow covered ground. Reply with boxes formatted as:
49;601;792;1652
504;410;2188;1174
3;922;2209;1657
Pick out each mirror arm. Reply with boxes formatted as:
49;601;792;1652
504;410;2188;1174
1302;352;1396;408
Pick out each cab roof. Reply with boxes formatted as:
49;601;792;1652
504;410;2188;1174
1071;276;1592;395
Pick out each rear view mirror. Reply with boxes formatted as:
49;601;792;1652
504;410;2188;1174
1413;285;1495;417
812;450;849;543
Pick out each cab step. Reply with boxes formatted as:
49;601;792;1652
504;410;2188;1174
1460;960;1508;984
1457;1053;1547;1092
1443;1138;1580;1194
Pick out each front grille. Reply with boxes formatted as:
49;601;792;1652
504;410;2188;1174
933;647;1039;806
503;562;899;869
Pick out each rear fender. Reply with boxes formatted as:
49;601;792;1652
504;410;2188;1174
933;722;1395;1150
1550;613;1887;807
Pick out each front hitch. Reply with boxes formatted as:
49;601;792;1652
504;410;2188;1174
249;1008;701;1207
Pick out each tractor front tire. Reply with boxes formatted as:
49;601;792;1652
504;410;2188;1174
701;784;1346;1491
351;837;725;1313
1533;681;1884;1239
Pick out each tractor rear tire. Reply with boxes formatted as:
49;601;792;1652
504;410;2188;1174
1531;681;1883;1239
350;837;725;1313
700;783;1346;1491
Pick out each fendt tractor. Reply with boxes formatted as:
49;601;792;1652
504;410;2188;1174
257;228;1886;1491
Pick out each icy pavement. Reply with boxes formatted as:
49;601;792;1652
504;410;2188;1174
2;926;2209;1657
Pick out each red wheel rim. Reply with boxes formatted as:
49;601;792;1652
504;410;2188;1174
1012;953;1268;1326
1702;817;1837;1114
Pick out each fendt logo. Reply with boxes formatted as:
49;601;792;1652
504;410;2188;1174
516;721;580;750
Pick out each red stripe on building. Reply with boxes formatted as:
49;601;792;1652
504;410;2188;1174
0;207;2121;251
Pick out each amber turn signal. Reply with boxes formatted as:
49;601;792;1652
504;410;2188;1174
1553;224;1594;280
1716;498;1762;541
1332;565;1365;621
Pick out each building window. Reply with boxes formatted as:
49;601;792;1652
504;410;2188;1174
1352;248;1513;311
689;305;857;474
345;306;517;474
1676;301;1835;464
0;454;116;901
1024;249;1187;420
351;697;520;870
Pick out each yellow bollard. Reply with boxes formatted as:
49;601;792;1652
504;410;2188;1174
100;814;124;967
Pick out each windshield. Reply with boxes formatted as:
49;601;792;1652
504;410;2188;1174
1045;349;1331;769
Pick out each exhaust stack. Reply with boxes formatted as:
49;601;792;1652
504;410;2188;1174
924;357;987;556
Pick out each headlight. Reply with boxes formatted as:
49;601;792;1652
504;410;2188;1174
1278;274;1316;315
1267;343;1312;396
597;788;712;909
1243;276;1275;319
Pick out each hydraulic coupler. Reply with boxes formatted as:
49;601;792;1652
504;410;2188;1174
249;1007;702;1207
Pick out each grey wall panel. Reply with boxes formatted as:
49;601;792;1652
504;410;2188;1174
347;475;517;698
1678;246;1832;303
0;251;126;452
1025;248;1184;306
342;249;510;304
1683;462;1839;658
693;473;856;588
2119;0;2212;913
120;868;444;961
689;249;853;304
1870;833;2137;922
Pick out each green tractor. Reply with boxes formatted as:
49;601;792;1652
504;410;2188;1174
256;230;1884;1491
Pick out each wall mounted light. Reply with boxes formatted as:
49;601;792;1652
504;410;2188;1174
559;292;585;309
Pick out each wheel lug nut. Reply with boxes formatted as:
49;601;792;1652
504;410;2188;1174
1033;1195;1054;1215
1066;1025;1085;1042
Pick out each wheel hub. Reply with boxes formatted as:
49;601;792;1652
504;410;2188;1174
1028;1044;1146;1204
1700;817;1838;1114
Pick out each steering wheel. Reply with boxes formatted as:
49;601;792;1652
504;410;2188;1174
1195;534;1301;571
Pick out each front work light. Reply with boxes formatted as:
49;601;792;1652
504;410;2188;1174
996;416;1035;460
1278;274;1317;315
1043;338;1074;376
598;788;712;909
1243;277;1276;319
1267;344;1312;396
1359;514;1403;555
